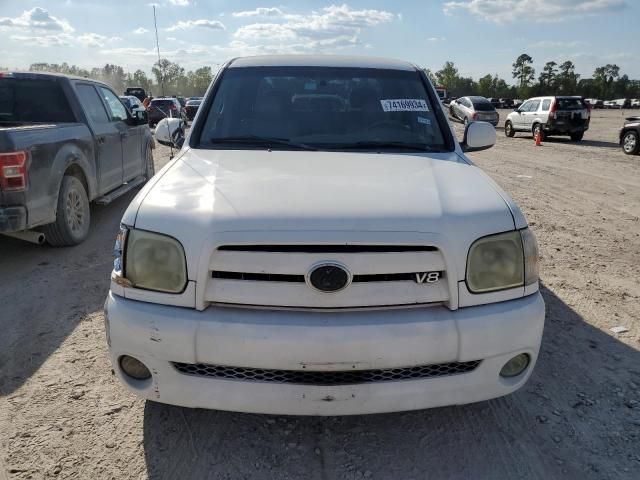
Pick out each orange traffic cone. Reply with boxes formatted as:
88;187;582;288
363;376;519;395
535;130;542;146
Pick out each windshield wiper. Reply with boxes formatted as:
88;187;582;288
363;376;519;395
325;141;440;152
209;135;317;151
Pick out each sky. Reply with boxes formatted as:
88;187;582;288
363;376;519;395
0;0;638;82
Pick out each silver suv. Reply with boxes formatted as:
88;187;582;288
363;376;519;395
505;96;590;141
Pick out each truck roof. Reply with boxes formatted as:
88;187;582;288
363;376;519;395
228;55;417;71
0;71;110;88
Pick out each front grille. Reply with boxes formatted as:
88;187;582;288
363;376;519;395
172;360;480;385
217;245;437;253
211;270;443;283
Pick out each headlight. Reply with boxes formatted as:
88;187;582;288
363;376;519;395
520;227;539;286
467;230;530;293
114;227;187;293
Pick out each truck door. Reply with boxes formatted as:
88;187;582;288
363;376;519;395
98;87;143;182
75;84;123;194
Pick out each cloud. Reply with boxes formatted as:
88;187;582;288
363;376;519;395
77;33;121;48
232;7;284;17
443;0;626;23
133;27;149;34
10;34;73;47
0;7;74;33
233;4;395;52
427;36;445;42
168;0;189;5
531;40;587;48
167;19;226;31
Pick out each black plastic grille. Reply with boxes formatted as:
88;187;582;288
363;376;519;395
217;245;437;253
172;360;481;386
211;270;443;283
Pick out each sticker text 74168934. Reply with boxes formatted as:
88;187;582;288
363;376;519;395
380;99;429;112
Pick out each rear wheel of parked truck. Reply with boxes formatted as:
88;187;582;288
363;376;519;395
622;131;639;155
570;131;584;142
43;175;90;246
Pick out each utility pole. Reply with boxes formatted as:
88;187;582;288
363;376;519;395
153;5;165;97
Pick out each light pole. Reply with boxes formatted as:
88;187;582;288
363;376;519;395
153;5;165;97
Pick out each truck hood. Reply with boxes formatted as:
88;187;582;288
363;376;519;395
131;149;519;280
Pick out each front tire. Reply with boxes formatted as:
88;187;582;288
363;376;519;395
43;175;90;246
570;131;584;142
505;120;515;137
622;131;639;155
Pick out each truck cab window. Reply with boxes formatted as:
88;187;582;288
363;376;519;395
100;87;128;122
76;84;109;124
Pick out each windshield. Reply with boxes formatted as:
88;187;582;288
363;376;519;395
197;66;447;152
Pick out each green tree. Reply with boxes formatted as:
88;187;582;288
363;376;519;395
556;61;579;95
423;68;437;85
152;58;184;96
435;61;460;92
132;69;153;94
477;74;493;97
512;54;535;96
593;64;620;99
538;61;558;92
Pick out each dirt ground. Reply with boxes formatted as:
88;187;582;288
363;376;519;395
1;109;639;480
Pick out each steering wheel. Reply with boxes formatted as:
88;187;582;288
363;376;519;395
366;120;410;132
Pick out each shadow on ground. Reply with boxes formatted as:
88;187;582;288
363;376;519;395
0;191;137;396
142;286;640;480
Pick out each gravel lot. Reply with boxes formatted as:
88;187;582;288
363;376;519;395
1;109;639;479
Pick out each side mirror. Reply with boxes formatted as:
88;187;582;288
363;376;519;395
154;117;185;149
461;121;495;153
134;109;148;125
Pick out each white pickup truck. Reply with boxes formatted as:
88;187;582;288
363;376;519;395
105;55;544;416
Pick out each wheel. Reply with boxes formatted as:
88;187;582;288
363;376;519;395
570;131;584;142
449;106;456;119
532;123;545;141
144;145;155;180
505;120;515;137
43;175;90;246
622;131;639;155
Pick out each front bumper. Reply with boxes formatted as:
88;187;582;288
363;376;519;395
104;292;545;415
0;206;27;233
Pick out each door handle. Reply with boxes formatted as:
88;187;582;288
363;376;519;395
120;131;129;139
97;136;105;145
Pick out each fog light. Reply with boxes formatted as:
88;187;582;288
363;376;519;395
119;355;151;380
500;353;530;378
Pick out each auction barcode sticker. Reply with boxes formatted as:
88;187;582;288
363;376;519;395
380;99;429;112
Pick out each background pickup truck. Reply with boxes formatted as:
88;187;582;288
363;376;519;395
0;72;155;246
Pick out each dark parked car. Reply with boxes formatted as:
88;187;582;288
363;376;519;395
499;98;514;108
620;116;640;155
124;87;147;102
147;97;185;127
486;98;502;109
0;72;154;245
184;99;202;121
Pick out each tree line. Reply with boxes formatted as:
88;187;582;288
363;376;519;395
426;53;640;100
3;53;639;101
25;58;213;98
